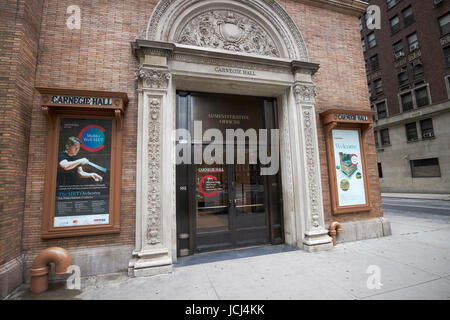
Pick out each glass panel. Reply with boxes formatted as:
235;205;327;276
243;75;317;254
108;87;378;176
234;146;265;215
196;163;229;233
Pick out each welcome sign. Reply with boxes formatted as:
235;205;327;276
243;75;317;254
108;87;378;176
332;129;366;207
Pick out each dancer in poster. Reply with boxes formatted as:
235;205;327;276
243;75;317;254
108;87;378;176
57;136;103;185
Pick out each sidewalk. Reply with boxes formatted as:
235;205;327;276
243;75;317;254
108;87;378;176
5;211;450;300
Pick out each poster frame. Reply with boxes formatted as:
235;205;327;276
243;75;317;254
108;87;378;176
38;87;127;239
321;109;374;215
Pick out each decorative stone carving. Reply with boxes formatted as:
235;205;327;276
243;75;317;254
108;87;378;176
147;98;162;244
294;83;317;103
145;0;309;61
302;108;320;228
177;10;279;58
135;68;171;89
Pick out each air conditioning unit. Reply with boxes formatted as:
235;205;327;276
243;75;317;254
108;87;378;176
395;52;405;59
410;42;420;52
423;132;433;138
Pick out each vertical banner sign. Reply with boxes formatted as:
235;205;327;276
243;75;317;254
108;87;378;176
332;129;367;206
54;118;112;227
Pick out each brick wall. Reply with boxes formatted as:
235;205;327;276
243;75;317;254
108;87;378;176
22;0;158;255
0;0;44;265
19;0;382;257
283;0;383;223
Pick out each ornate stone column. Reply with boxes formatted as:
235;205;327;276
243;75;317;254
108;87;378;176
292;75;333;252
128;44;175;277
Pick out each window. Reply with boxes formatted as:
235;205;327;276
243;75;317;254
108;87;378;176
368;83;373;98
398;67;409;86
368;33;376;48
365;11;372;27
386;0;396;10
380;128;390;145
374;130;379;146
359;17;363;31
420;118;435;139
376;101;387;119
390;16;401;34
370;54;380;70
401;91;414;111
405;122;418;141
402;6;415;27
393;41;405;59
415;86;429;107
362;38;366;52
410;158;441;178
438;13;450;36
412;60;424;81
407;33;419;52
374;79;383;95
378;162;383;178
444;46;450;68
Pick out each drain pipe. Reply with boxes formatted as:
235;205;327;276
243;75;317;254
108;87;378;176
30;247;72;294
329;221;343;246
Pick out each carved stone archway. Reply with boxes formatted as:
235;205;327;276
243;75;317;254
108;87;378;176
129;0;333;277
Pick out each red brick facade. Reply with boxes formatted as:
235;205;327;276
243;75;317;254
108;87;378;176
1;0;380;268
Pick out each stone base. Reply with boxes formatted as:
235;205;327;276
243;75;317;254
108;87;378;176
22;244;134;283
0;256;23;299
332;217;392;244
303;241;334;253
130;264;173;277
302;227;333;252
128;247;173;278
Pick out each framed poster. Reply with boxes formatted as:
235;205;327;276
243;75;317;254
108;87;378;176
332;129;366;207
320;109;373;215
54;118;112;228
38;87;127;239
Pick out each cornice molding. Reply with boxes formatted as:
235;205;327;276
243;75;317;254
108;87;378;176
291;0;368;16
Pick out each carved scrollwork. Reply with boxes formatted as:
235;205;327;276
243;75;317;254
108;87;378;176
177;10;280;58
302;108;321;228
147;98;162;244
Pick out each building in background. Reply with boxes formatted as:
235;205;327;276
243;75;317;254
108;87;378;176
360;0;450;193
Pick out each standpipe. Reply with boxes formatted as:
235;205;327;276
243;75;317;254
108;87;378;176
329;221;343;246
29;247;72;294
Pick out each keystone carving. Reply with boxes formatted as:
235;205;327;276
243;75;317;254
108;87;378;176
177;10;280;58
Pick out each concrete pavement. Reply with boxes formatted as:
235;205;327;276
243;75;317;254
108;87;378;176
5;198;450;300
